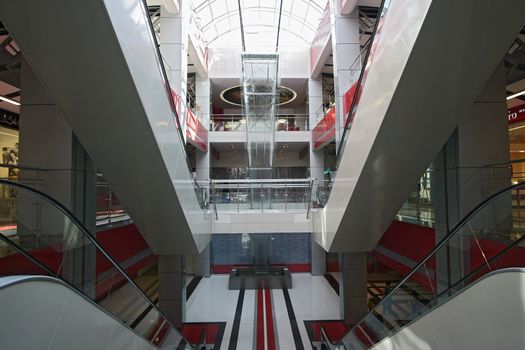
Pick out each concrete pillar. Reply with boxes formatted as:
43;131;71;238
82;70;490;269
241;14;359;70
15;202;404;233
432;64;510;292
158;254;186;327
311;237;326;276
195;76;210;181
329;1;361;148
19;58;96;297
160;3;189;140
340;252;368;325
19;58;75;213
194;243;211;277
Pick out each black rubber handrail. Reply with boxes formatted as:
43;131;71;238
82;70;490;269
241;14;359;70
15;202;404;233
320;325;342;349
0;179;195;349
345;181;525;343
332;0;388;172
137;0;198;189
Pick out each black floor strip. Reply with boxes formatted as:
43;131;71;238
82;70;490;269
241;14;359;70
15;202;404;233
324;274;340;296
186;276;202;300
228;288;245;350
282;288;305;350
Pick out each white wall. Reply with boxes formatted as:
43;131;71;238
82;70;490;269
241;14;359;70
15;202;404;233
212;211;312;233
370;270;525;350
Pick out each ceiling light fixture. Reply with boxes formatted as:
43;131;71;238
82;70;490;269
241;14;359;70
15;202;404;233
507;89;525;101
0;95;20;106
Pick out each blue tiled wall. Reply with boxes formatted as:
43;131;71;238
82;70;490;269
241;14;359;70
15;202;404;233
211;233;311;265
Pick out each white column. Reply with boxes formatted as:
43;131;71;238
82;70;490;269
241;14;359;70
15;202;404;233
308;77;325;182
19;58;96;296
195;76;210;181
329;0;361;148
160;3;189;140
19;59;74;210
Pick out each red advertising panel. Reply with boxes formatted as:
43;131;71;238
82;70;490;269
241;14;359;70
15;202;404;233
186;108;208;152
342;81;358;125
312;107;336;150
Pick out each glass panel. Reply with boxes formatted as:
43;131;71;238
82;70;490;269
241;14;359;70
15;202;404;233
0;238;51;276
0;181;189;348
207;179;313;212
341;182;525;348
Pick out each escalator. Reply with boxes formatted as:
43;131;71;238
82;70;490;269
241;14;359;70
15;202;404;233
313;0;525;252
0;179;202;349
319;182;525;349
0;0;211;255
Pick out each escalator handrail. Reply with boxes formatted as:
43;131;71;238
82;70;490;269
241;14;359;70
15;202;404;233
332;0;388;172
347;181;525;339
137;0;202;192
429;232;525;305
0;234;55;277
0;178;194;348
320;325;343;349
0;275;171;347
195;327;207;349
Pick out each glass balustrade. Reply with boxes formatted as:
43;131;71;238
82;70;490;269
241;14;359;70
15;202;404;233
200;178;315;212
209;114;310;132
0;179;194;349
339;182;525;349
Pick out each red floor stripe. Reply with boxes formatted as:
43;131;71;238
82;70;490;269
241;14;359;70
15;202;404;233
256;289;265;350
264;289;276;350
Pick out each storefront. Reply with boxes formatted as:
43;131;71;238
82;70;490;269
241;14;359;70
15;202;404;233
508;104;525;183
0;108;19;179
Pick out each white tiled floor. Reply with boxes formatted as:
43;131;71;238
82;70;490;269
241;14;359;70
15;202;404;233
271;289;296;349
287;273;341;348
185;273;340;350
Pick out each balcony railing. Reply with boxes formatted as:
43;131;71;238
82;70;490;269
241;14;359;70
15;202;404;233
210;114;309;132
199;178;315;213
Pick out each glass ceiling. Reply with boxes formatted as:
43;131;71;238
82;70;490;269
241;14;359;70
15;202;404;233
191;0;328;49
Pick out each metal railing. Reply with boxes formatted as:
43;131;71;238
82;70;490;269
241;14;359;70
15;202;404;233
0;164;131;228
209;114;310;131
200;178;315;213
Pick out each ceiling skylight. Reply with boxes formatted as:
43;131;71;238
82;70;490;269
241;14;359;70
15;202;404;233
191;0;328;49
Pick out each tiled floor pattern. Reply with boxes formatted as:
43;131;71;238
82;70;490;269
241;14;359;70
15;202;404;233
185;273;341;349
